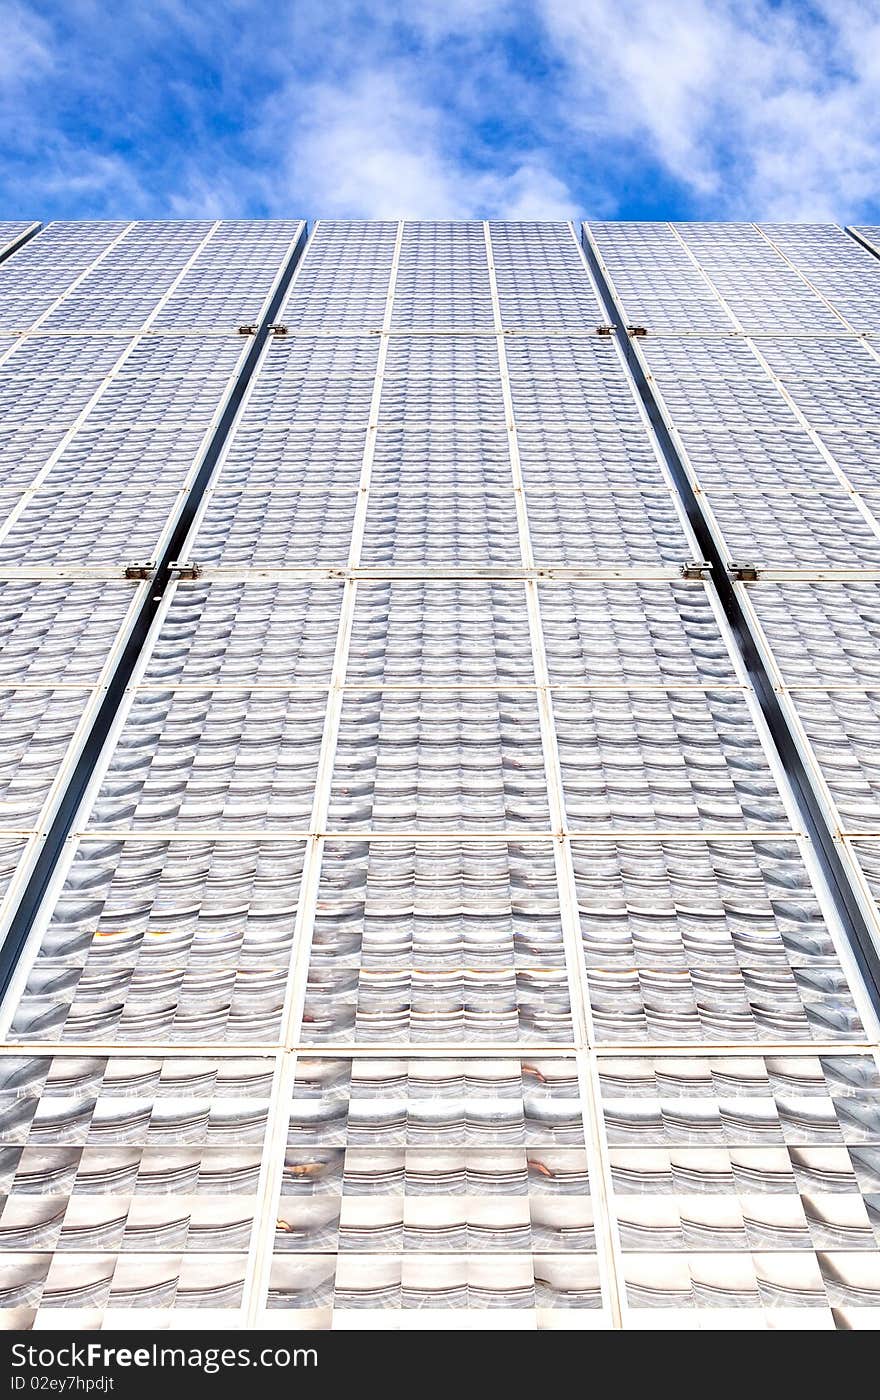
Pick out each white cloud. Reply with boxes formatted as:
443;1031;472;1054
276;0;880;221
1;0;879;222
0;0;55;85
538;0;880;219
482;162;576;220
280;68;576;218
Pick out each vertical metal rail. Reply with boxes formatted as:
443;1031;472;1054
0;220;310;1001
579;221;880;1010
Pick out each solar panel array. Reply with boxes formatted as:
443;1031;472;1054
0;218;307;1326
587;217;880;1326
0;218;878;1330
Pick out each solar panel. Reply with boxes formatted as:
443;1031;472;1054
0;217;878;1330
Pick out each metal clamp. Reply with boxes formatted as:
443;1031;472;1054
680;560;712;580
627;324;648;337
596;324;615;336
269;323;289;336
124;562;156;581
728;562;759;582
237;324;259;336
169;560;203;580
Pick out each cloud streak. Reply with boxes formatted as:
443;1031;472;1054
0;0;878;221
541;0;880;219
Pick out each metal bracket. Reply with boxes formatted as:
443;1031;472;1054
123;562;156;581
596;324;615;336
680;559;712;580
728;562;760;582
627;324;648;337
237;324;259;336
268;323;289;336
169;560;203;580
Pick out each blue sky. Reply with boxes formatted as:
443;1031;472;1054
2;0;880;221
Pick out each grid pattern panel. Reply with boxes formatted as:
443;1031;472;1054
587;221;880;1034
0;221;305;977
1;220;879;1335
265;1056;600;1326
600;1052;880;1326
0;580;149;959
586;220;880;1324
0;1054;276;1327
0;220;305;573
587;220;880;576
593;224;880;968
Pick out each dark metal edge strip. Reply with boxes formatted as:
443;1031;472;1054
844;225;880;262
0;221;41;267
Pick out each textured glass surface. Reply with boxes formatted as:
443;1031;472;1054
1;219;879;1335
600;1052;880;1320
574;836;831;966
361;492;522;569
303;840;570;1044
540;581;737;686
750;583;880;687
0;689;91;829
787;691;880;833
346;581;535;686
0;222;130;330
527;489;689;568
677;426;842;496
0;488;183;567
705;490;880;571
329;690;551;833
11;839;308;1043
90;689;328;832
589;219;880;576
143;582;344;687
555;690;788;831
0;583;137;686
194;491;358;568
0;220;304;564
268;1056;599;1325
0;1054;274;1326
0;839;30;901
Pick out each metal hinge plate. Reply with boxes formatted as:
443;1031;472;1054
728;562;760;582
169;560;203;580
124;562;156;581
681;560;713;580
